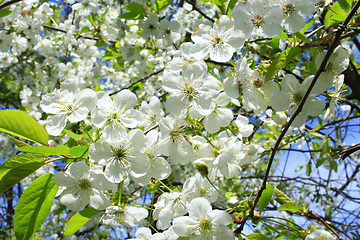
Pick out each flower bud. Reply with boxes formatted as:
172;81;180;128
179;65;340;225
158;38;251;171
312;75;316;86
195;160;208;176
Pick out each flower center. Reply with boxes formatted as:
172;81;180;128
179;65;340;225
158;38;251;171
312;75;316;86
292;92;303;105
252;78;263;88
199;218;212;232
251;15;265;27
283;4;295;16
212;36;223;47
78;178;91;190
184;83;197;101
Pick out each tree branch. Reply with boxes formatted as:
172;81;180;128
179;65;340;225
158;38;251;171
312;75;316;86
0;0;22;10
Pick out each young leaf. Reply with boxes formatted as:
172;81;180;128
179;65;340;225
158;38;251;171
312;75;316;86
247;233;272;240
154;0;172;12
277;202;301;213
118;2;145;19
0;8;13;18
265;47;302;81
338;0;351;12
14;173;59;240
0;109;49;145
0;161;45;194
258;184;273;213
64;208;102;236
8;135;32;148
306;161;312;176
0;154;44;180
69;146;89;158
274;186;296;205
18;146;70;156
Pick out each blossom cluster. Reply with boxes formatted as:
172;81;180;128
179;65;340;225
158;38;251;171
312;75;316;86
0;0;353;238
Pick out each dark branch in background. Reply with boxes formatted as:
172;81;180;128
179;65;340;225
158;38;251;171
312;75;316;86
308;210;344;240
340;143;360;160
42;25;118;44
109;68;165;96
185;0;215;23
234;1;360;237
0;0;22;9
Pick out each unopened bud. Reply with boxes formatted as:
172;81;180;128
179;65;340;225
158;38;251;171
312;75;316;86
195;160;208;176
227;196;239;208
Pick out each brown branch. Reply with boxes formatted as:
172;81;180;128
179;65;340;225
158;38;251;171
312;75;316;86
340;143;360;160
184;0;215;23
42;25;117;44
234;0;360;235
109;68;165;96
308;210;345;240
0;0;22;9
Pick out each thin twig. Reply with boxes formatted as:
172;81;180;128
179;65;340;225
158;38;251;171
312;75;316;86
308;210;345;240
0;0;22;10
109;68;165;96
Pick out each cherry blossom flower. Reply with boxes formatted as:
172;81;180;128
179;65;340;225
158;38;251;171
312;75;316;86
191;15;245;62
323;75;344;122
91;90;143;142
53;162;113;211
157;113;194;165
232;0;283;39
40;86;97;136
315;46;349;92
269;74;325;127
163;70;219;116
305;230;336;240
89;129;150;183
172;197;235;240
102;205;148;227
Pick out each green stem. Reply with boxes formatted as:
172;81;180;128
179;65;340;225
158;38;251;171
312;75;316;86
159;180;174;192
80;121;93;142
118;182;123;206
145;219;158;233
205;176;227;200
90;213;105;238
261;216;304;232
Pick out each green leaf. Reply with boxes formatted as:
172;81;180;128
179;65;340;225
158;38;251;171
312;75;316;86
247;233;272;240
0;8;13;18
0;110;48;145
324;2;347;28
278;202;301;213
258;184;273;213
64;208;102;236
300;18;315;34
331;14;347;22
274;186;296;205
154;0;172;12
0;154;44;180
306;161;312;176
14;173;58;240
18;146;70;156
316;158;327;167
338;0;351;12
9;135;32;148
118;2;145;19
0;161;45;194
305;131;324;137
330;160;338;172
265;47;302;81
80;26;91;34
69;146;89;158
293;32;311;43
227;0;238;16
